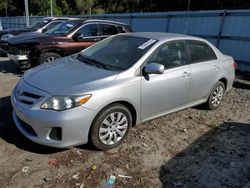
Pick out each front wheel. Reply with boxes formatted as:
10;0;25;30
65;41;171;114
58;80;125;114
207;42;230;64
38;52;61;65
206;81;225;110
90;104;132;150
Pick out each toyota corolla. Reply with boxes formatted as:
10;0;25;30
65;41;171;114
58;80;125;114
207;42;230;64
11;32;235;150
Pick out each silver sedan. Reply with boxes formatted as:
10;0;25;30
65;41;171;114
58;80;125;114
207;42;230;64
11;32;235;150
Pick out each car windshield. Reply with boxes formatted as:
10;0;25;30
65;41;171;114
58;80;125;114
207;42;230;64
45;21;78;35
28;20;48;30
78;35;157;71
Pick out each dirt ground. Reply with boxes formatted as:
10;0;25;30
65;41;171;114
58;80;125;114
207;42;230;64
0;57;249;188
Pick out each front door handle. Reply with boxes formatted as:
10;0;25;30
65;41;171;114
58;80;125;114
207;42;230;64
181;72;190;77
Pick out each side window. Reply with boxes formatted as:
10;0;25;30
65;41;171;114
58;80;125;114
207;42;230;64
117;26;127;33
147;41;188;69
99;24;118;35
45;21;62;31
187;41;217;63
76;24;98;37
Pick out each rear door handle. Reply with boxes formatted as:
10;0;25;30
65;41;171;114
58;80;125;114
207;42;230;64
181;72;190;77
213;65;220;71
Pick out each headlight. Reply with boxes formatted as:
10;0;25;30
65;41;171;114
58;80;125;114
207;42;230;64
1;34;14;41
41;95;91;111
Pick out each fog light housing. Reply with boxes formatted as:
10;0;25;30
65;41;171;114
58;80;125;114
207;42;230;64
49;127;62;141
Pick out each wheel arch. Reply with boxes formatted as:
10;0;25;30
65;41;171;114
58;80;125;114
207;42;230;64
109;100;137;127
91;100;138;128
40;48;65;57
88;100;138;148
218;77;228;90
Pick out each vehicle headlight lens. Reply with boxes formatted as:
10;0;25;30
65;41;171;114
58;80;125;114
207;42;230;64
41;95;91;111
1;34;14;41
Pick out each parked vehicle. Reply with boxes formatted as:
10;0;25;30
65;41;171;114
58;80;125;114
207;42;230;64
1;19;132;70
0;17;73;63
11;32;236;150
0;17;70;41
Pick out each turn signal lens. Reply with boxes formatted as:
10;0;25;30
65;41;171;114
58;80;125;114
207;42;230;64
76;95;92;105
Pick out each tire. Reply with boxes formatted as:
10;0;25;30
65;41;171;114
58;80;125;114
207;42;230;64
205;81;225;110
38;52;61;65
90;104;132;150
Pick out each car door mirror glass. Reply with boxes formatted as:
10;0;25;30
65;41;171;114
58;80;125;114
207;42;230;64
144;63;164;74
72;33;83;41
42;28;47;33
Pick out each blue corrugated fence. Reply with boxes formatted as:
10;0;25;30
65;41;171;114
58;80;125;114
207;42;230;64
0;10;250;71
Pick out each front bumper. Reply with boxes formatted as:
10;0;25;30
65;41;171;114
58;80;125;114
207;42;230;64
8;54;28;63
11;81;97;148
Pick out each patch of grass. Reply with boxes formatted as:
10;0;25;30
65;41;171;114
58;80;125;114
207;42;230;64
208;121;219;129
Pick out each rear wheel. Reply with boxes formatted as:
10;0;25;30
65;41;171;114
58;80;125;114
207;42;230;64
90;104;132;150
206;81;225;110
38;52;61;65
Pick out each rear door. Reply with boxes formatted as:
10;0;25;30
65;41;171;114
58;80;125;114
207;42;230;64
98;23;119;40
186;40;220;102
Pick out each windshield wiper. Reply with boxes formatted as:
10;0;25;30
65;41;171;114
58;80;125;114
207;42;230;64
77;54;107;70
104;64;124;71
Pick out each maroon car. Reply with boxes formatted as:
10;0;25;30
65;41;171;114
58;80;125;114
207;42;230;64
1;19;132;70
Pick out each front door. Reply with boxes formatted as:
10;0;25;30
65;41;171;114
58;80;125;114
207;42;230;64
67;23;100;54
141;40;191;120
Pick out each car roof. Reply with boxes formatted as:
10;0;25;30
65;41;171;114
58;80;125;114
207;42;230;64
42;17;80;21
84;19;129;26
123;32;202;41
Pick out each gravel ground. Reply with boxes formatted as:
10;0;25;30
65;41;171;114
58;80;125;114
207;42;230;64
0;57;249;188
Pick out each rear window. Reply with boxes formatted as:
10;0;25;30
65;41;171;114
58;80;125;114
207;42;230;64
99;24;119;35
187;40;217;63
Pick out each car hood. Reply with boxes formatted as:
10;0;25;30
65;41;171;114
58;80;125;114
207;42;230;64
0;28;30;36
6;32;56;45
23;56;119;95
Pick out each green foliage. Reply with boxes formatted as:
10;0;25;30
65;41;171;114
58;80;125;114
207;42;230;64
93;8;105;15
1;0;250;16
0;0;16;16
76;0;95;15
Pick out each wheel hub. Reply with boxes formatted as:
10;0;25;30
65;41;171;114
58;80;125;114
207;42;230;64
211;85;224;107
99;112;128;145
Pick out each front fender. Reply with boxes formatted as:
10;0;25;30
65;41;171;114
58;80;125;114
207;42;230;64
82;78;141;124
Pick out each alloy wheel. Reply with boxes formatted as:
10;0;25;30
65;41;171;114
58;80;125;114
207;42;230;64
211;85;224;107
43;56;57;63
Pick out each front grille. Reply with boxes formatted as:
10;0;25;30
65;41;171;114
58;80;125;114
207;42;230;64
16;90;42;105
0;43;29;55
20;100;33;105
22;92;41;99
17;117;37;137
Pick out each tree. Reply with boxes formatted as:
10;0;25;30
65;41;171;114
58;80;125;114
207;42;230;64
0;0;17;16
76;0;95;15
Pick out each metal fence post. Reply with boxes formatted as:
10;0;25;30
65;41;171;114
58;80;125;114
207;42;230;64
165;15;170;32
217;10;227;47
129;14;132;27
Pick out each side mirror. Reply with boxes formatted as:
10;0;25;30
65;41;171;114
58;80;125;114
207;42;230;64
72;33;82;41
42;28;47;33
144;63;164;74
